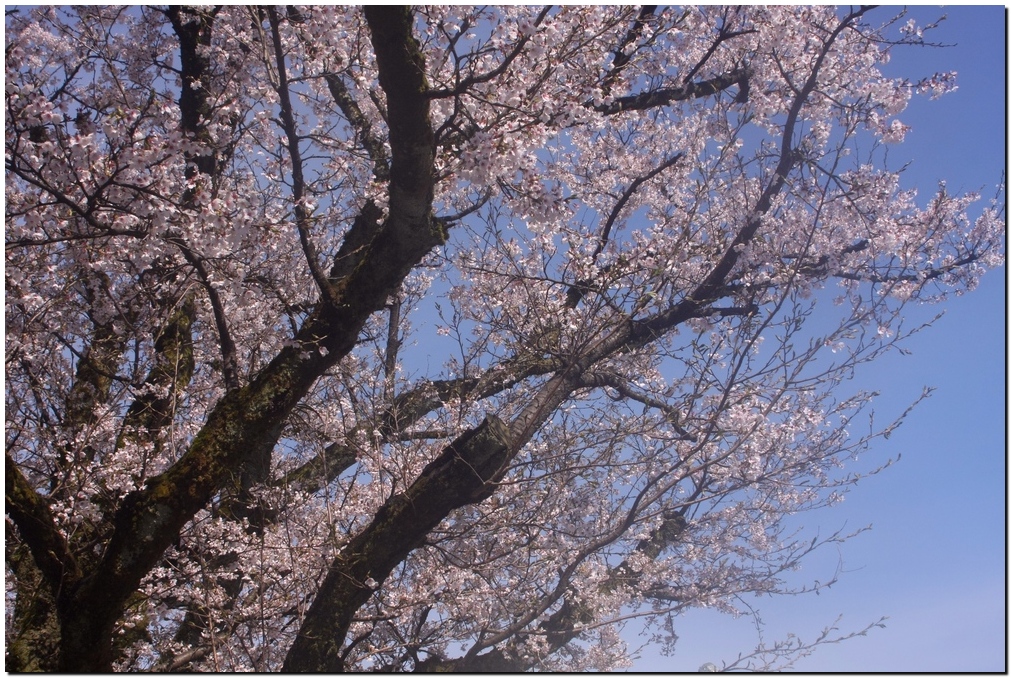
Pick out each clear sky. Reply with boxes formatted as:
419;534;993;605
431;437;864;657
632;5;1006;672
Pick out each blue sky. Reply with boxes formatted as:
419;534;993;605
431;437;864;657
632;5;1006;672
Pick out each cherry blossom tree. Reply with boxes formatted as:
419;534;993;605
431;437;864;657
5;5;1003;672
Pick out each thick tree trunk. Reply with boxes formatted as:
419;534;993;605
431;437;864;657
21;6;444;671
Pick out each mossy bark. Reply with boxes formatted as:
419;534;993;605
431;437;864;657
5;546;62;672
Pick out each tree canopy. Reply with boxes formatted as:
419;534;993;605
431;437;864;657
5;5;1004;672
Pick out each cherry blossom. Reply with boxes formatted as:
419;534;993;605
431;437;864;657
5;5;1003;673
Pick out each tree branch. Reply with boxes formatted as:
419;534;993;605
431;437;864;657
169;239;240;391
593;68;749;115
267;6;339;308
600;5;659;97
324;73;391;181
115;293;196;465
566;152;684;308
630;9;873;350
427;7;552;100
579;371;697;442
5;454;83;600
283;416;513;671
